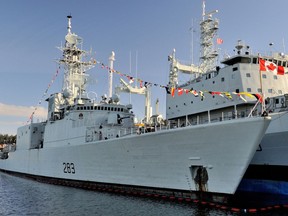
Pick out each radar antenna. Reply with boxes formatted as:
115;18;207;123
58;15;95;105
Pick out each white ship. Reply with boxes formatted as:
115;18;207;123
166;2;288;196
0;15;270;204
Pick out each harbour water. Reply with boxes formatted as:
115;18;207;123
0;172;287;216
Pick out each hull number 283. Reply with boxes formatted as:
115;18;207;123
63;162;76;174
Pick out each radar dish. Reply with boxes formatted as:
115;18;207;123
111;94;120;103
87;91;97;101
63;89;72;98
65;33;82;45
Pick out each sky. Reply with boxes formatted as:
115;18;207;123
1;0;288;135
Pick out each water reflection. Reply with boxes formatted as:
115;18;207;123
0;173;287;216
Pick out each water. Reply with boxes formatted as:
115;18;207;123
0;173;287;216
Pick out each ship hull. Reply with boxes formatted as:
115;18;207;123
0;117;270;203
238;112;288;195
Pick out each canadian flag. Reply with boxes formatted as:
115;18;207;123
259;58;284;75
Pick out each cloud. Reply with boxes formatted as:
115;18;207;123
0;103;47;119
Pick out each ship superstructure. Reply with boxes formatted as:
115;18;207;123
166;2;288;195
0;15;271;205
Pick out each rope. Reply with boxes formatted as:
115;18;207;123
26;66;60;124
95;60;262;102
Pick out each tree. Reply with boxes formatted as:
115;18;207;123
0;134;16;144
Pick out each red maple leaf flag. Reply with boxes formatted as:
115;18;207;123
259;58;284;75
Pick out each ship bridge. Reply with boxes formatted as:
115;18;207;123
221;40;288;69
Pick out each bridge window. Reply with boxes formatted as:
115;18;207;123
279;90;283;94
275;98;279;104
246;73;251;77
262;74;267;79
268;89;273;93
257;88;262;93
247;88;252;92
277;60;282;66
221;77;225;82
274;75;278;80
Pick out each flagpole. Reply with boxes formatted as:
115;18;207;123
259;57;265;114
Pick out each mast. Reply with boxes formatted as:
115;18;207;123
58;15;95;105
200;0;219;73
108;51;115;98
145;87;152;123
167;1;219;88
202;0;205;18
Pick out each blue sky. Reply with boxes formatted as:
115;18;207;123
1;0;288;135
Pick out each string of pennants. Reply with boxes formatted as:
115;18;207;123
26;59;263;124
26;67;60;124
95;60;263;103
